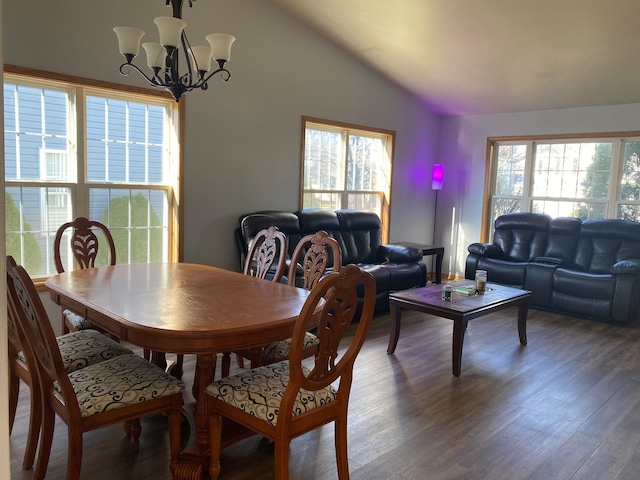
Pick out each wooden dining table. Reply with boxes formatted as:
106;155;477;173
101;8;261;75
45;262;314;480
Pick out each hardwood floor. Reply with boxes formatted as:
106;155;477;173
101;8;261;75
9;306;640;479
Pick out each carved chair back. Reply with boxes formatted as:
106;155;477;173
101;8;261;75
243;225;288;282
53;217;116;274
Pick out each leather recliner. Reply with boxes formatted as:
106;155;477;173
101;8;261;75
465;212;640;324
235;209;427;312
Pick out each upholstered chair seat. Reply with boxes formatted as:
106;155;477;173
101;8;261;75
261;332;320;362
206;361;337;427
54;329;134;372
62;309;89;330
55;354;185;418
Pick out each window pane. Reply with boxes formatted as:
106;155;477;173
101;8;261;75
495;145;526;195
620;141;640;201
531;199;605;219
3;83;71;181
86;95;166;184
347;135;386;192
533;143;610;200
492;197;521;220
618;204;640;221
347;192;381;212
303;127;344;191
5;186;72;277
90;188;168;264
302;192;341;210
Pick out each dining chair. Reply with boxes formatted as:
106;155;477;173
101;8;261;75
235;230;342;370
243;225;289;281
53;216;117;334
223;225;289;376
54;216;184;378
7;256;185;480
206;264;376;480
6;256;135;470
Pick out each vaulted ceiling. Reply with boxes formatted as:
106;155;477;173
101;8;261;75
269;0;640;116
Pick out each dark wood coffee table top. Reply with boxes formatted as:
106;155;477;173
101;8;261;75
390;280;530;318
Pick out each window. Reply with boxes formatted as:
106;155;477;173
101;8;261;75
4;66;182;280
487;133;640;237
301;116;393;238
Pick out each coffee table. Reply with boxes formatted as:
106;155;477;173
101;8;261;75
387;280;531;376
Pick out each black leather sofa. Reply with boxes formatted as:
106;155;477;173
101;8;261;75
235;209;428;312
465;212;640;324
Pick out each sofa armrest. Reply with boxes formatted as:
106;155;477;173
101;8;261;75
533;256;567;266
467;242;504;259
379;244;423;264
612;259;640;275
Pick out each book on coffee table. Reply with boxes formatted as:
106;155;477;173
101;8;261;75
453;286;477;296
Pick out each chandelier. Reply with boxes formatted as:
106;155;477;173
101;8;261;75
113;0;235;102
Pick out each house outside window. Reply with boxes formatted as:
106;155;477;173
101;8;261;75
486;133;640;239
3;67;182;280
300;116;393;239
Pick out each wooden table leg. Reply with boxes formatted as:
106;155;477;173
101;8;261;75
517;298;530;345
452;318;468;377
387;302;402;354
435;251;443;284
172;353;217;480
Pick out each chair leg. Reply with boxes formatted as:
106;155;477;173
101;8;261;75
34;405;55;480
66;424;84;480
273;438;291;480
22;378;42;469
334;414;350;480
169;354;184;380
124;418;142;440
222;352;231;378
236;353;245;368
208;413;223;480
8;370;19;434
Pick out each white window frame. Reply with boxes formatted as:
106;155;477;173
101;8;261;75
4;65;183;282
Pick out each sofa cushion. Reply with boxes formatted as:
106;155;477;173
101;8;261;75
335;210;383;264
543;217;582;266
493;213;551;262
240;211;301;254
476;258;527;287
574;220;640;273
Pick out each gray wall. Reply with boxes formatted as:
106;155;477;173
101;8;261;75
3;0;442;273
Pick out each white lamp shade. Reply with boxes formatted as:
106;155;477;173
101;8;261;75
206;34;236;62
142;42;166;69
189;46;212;72
154;16;186;48
113;27;145;56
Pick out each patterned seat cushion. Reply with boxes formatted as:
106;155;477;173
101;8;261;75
56;329;134;373
17;329;133;374
262;332;320;361
64;309;88;329
205;361;337;426
56;354;185;418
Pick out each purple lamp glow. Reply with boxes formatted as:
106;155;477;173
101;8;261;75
432;164;444;190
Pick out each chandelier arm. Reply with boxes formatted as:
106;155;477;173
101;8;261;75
179;30;197;88
200;67;231;86
118;62;163;87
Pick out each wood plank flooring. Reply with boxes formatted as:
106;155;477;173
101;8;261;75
9;306;640;479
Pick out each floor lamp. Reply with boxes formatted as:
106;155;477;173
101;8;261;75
432;164;443;281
